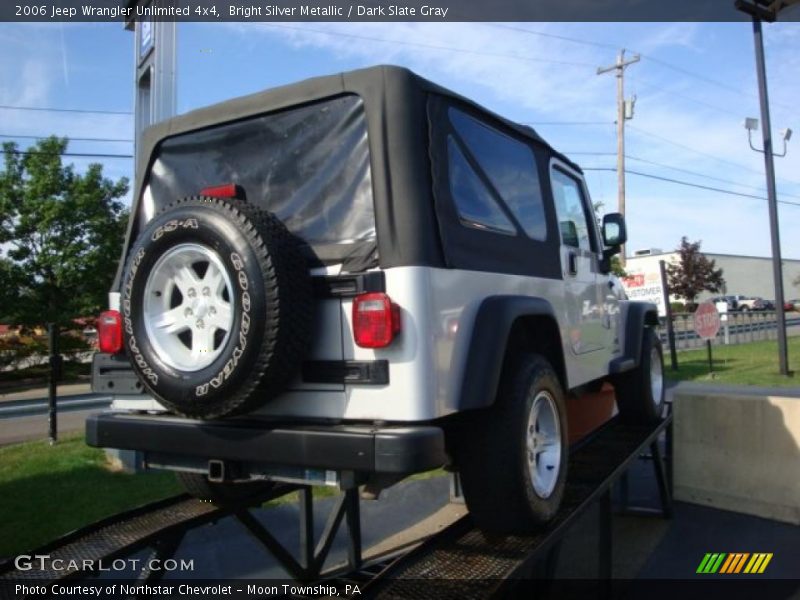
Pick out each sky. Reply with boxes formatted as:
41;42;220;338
1;20;799;262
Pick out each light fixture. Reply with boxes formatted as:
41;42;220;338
744;118;791;156
743;117;759;131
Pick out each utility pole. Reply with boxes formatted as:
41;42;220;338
598;50;640;266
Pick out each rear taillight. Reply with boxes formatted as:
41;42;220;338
97;310;123;354
353;293;401;348
200;183;242;198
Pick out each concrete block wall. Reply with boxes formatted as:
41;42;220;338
673;385;800;525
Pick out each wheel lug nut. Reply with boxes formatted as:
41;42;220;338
184;308;193;317
188;288;196;298
196;319;204;328
202;287;210;296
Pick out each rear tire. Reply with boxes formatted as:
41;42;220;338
457;354;568;534
613;328;665;424
176;472;274;507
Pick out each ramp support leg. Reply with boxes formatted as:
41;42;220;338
299;487;314;571
650;440;673;518
345;487;363;570
599;489;612;581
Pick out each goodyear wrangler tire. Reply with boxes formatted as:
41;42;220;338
457;354;568;534
121;196;312;419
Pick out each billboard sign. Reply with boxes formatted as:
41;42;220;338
620;270;666;316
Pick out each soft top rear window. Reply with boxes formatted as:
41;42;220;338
144;95;376;268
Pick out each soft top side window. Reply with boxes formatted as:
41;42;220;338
447;136;516;235
448;107;548;241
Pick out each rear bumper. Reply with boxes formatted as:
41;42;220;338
86;412;448;474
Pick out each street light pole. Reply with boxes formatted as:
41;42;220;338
750;16;790;376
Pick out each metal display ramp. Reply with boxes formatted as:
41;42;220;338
1;411;672;599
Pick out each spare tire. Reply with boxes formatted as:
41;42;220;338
121;196;312;419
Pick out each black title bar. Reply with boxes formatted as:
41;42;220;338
4;0;800;22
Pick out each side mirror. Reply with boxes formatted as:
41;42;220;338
599;213;627;273
602;212;627;248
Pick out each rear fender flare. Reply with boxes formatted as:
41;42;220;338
458;295;560;411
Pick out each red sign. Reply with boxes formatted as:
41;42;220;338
694;302;721;339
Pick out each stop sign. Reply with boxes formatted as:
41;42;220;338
694;301;721;339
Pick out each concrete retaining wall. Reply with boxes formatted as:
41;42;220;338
673;384;800;525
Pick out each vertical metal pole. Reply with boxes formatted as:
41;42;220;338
298;487;314;571
706;340;713;374
751;17;790;376
599;489;612;582
449;472;465;504
659;260;678;370
47;324;59;445
650;440;673;518
344;488;362;570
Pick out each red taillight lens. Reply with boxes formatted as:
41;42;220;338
353;293;401;348
97;310;123;354
200;183;241;198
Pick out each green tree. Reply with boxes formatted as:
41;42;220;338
0;137;129;328
665;236;725;310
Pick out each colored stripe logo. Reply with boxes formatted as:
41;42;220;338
697;553;773;574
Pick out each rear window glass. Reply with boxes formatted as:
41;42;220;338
144;95;374;264
448;108;547;241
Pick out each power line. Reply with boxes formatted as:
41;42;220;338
625;154;800;200
263;23;597;68
638;54;748;96
565;149;800;199
491;24;794;117
0;104;132;116
582;167;800;207
638;53;795;115
0;134;133;143
630;77;743;118
489;24;618;51
627;124;800;188
1;149;133;159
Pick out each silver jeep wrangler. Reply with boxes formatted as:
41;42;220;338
87;65;663;534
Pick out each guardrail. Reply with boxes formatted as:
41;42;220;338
659;310;800;351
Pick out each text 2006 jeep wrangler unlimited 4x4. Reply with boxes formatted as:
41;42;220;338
87;66;663;534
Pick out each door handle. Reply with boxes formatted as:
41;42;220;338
568;251;578;275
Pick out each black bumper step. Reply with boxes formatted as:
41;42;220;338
86;413;448;474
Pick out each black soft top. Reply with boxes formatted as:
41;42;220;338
116;66;581;288
134;65;579;199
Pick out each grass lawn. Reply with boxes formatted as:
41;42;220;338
666;336;800;387
0;434;181;558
